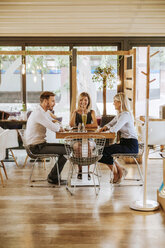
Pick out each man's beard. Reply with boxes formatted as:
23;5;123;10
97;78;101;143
48;105;53;111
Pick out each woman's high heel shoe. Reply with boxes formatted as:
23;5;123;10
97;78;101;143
110;168;128;184
110;170;119;184
116;168;128;184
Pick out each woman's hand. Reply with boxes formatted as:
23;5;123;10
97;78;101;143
70;110;78;127
98;126;108;132
59;126;64;132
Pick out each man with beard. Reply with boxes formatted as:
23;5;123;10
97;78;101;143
26;91;67;184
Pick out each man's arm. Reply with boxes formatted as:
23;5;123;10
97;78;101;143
37;111;61;132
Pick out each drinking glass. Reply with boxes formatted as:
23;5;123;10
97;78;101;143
82;113;87;132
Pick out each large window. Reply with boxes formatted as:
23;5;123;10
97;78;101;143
0;46;22;112
135;47;165;118
25;46;70;125
76;46;118;116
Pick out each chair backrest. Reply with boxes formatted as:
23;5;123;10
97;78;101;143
64;134;106;166
0;110;10;120
18;129;39;159
100;115;115;127
0;130;9;160
135;118;146;143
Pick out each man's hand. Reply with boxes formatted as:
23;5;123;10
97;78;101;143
98;126;108;132
52;119;60;124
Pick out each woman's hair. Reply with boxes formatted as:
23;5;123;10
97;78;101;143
77;92;92;111
114;92;131;114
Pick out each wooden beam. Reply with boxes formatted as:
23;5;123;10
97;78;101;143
128;49;135;55
77;51;130;56
0;50;130;56
150;78;156;83
150;51;159;58
70;48;77;116
0;51;72;55
141;71;147;76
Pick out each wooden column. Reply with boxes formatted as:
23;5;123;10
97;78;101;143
103;78;107;116
70;48;77;115
143;45;150;205
21;46;26;107
123;48;136;118
133;48;136;117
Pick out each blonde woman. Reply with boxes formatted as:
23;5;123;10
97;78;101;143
99;92;138;184
70;92;98;128
70;92;98;180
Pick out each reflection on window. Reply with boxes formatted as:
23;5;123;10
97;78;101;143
135;47;165;118
76;46;118;116
0;46;22;112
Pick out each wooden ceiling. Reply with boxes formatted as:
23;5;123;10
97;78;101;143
0;0;165;37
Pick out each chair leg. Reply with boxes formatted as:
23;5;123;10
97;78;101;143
97;162;102;178
30;160;46;183
1;161;8;179
29;158;57;188
66;162;74;195
0;167;4;187
73;164;78;194
95;163;101;186
56;160;60;187
29;159;37;183
110;163;115;184
112;157;143;187
9;149;19;168
133;157;144;183
92;163;100;196
23;154;29;168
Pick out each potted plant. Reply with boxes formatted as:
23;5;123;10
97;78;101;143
92;65;115;116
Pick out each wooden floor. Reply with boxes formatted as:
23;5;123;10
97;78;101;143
0;151;165;248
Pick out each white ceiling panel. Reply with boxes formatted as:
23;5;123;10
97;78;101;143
0;0;165;36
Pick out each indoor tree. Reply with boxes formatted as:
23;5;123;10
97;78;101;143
92;65;115;116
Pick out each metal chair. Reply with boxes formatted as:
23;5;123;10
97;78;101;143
64;134;106;195
18;129;60;187
111;143;144;186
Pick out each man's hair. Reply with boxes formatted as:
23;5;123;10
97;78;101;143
40;91;55;103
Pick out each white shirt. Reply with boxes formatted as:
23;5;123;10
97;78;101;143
106;111;138;139
26;105;60;145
